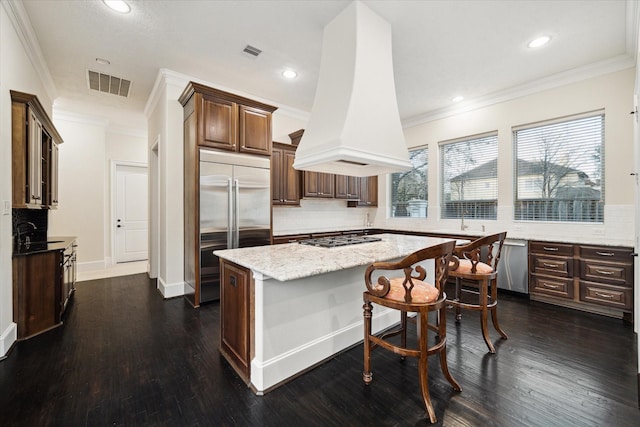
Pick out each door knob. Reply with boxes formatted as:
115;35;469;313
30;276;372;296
117;225;122;228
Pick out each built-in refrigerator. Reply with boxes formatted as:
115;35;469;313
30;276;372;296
199;149;271;303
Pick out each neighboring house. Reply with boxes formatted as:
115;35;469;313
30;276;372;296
447;158;600;201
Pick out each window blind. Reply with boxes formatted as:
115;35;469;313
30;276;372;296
390;147;428;218
513;112;604;222
440;133;498;220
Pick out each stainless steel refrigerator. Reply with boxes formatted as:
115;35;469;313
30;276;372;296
199;149;271;303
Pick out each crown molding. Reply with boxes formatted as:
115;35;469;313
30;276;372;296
53;109;109;128
2;0;57;103
144;68;311;122
402;54;636;129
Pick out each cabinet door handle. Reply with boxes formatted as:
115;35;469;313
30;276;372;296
543;263;559;268
542;283;559;289
594;292;614;299
594;269;614;275
595;251;615;257
543;247;559;252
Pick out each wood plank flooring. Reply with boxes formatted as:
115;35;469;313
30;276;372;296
0;273;638;426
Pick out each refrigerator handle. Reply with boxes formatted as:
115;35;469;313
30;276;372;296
234;178;240;248
227;178;233;248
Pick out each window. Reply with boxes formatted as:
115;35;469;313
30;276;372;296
440;133;498;219
390;148;428;217
514;112;604;222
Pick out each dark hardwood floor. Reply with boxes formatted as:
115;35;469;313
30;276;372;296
1;273;638;426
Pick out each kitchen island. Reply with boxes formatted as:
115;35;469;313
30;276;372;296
214;233;454;393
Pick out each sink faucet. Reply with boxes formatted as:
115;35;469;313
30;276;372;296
460;210;469;231
16;221;37;246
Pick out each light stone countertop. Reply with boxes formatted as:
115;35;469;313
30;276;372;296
214;233;455;282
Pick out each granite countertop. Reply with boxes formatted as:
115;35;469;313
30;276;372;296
13;236;76;256
214;233;454;282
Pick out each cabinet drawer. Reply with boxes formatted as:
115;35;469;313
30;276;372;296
579;281;632;310
579;260;631;285
530;242;574;257
530;275;574;299
531;256;572;277
579;246;634;263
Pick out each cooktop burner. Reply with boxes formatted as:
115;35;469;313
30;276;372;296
298;234;382;248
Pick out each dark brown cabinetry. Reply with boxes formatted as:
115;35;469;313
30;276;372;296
183;82;276;156
347;176;378;207
13;238;77;340
529;241;634;319
303;171;335;198
11;91;63;209
271;142;300;206
335;175;360;199
220;259;252;383
179;82;276;308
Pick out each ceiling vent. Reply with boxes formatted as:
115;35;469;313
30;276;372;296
243;44;262;57
87;70;131;97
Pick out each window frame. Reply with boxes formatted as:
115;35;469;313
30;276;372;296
513;111;605;223
389;146;429;218
439;131;499;220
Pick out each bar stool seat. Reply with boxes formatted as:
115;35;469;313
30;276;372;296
363;241;461;423
447;232;508;353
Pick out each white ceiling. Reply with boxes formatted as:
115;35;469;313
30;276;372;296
18;0;638;125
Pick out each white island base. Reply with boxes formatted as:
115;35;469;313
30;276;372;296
214;234;452;393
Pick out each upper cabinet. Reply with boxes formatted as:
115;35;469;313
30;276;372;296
335;175;360;200
272;142;301;206
303;171;335;198
11;91;63;209
356;176;378;207
180;82;277;156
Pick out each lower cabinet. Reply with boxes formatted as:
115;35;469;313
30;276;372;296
13;251;60;340
529;241;634;320
13;239;77;340
220;259;252;383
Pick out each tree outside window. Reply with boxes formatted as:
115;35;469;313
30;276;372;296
390;148;428;217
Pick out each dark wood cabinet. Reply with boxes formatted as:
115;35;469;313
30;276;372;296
529;241;634;320
271;142;300;206
357;176;378;206
179;82;276;308
11;91;63;209
335;175;360;200
184;82;276;156
303;171;335;198
220;259;252;383
13;239;77;340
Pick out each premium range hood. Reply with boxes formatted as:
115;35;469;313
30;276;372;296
293;1;411;178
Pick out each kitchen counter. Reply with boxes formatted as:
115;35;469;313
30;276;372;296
215;234;454;393
214;233;454;282
13;236;77;256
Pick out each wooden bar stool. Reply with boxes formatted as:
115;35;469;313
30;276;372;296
363;241;461;423
447;232;508;353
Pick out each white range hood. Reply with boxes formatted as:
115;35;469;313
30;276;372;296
293;1;411;178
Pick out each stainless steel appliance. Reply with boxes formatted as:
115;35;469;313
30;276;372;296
299;235;382;248
199;150;271;302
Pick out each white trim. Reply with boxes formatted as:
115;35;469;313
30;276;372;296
0;322;17;359
250;308;397;393
156;276;185;299
2;0;57;103
110;160;148;265
106;125;147;139
53;109;109;128
77;260;107;272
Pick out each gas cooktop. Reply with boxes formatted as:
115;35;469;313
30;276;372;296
298;235;382;248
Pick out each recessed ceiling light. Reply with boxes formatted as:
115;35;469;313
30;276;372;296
96;57;111;65
452;95;464;103
282;70;298;79
103;0;131;14
528;35;551;48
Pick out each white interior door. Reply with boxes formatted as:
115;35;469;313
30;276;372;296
115;163;148;263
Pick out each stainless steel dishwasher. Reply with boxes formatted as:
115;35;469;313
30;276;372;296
497;239;528;293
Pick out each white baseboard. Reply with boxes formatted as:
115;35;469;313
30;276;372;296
250;307;398;392
0;322;17;360
77;260;107;272
157;277;185;298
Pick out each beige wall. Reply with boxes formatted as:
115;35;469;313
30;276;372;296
376;68;635;246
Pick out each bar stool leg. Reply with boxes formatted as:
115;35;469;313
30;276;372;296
418;309;437;423
490;278;508;339
363;302;373;384
479;278;496;353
